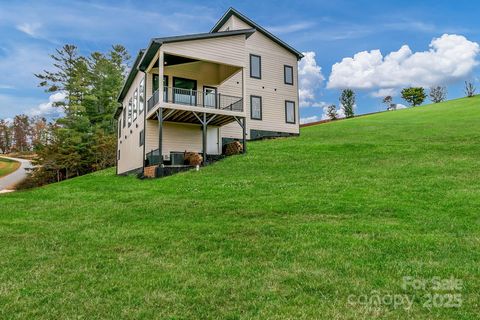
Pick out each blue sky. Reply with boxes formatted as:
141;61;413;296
0;0;479;122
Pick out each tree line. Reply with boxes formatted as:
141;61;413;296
325;81;477;121
0;44;130;188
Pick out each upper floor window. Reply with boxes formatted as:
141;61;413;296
139;129;144;147
284;65;293;85
285;100;296;124
122;107;126;128
250;95;262;120
139;78;145;114
250;54;261;79
118;119;121;137
133;89;138;120
128;98;132;127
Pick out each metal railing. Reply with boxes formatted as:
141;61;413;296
145;149;161;166
147;86;243;113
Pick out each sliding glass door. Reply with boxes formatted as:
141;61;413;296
173;77;197;106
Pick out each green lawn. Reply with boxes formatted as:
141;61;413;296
0;157;19;178
1;97;479;319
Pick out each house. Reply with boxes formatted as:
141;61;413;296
114;7;303;175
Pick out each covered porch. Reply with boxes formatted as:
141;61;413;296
138;32;249;167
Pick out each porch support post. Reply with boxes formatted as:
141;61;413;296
202;112;207;165
234;116;247;154
157;108;163;165
242;117;247;154
158;50;164;104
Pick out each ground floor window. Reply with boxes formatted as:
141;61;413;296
250;95;262;120
285;100;296;124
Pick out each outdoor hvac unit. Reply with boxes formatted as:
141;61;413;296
170;152;185;165
162;154;170;161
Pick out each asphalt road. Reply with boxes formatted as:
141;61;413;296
0;156;33;192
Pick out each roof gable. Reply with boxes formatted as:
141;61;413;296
210;7;304;60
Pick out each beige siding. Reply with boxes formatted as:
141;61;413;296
117;71;146;174
161;35;246;67
146;121;221;156
219;27;300;139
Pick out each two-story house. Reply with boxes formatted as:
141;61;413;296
114;7;303;175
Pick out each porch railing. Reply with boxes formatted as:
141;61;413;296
147;86;243;113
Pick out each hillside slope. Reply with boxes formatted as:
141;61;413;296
1;97;479;319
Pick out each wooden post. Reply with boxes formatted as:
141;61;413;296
158;108;163;165
202;112;207;165
242;117;247;154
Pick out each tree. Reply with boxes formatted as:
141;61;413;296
0;119;12;153
326;104;337;120
12;115;30;152
22;43;131;188
429;86;447;103
401;87;426;107
340;89;355;118
465;81;476;97
30;117;49;151
382;95;398;111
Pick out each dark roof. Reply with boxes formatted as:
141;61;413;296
210;7;304;60
115;49;144;116
137;28;255;72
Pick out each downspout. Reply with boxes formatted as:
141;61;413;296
115;113;119;175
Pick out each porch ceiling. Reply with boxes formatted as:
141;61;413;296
150;108;238;127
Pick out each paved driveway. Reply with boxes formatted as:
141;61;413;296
0;156;33;192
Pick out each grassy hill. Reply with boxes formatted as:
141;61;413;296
1;97;479;319
0;157;20;178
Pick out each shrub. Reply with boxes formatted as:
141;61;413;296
465;81;476;97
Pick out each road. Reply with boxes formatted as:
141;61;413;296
0;156;33;192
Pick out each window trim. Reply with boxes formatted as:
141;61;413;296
133;89;138;121
139;77;145;114
285;100;296;124
128;98;132;127
284;65;294;85
250;95;262;120
139;129;144;147
249;54;262;79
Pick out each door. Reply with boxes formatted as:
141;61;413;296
173;77;197;106
203;86;217;108
207;127;220;155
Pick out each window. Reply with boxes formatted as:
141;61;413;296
284;65;293;85
285;100;296;124
250;54;261;79
122;107;126;128
139;78;145;114
250;95;262;120
163;75;168;102
118;119;121;137
118;150;120;160
139;129;144;147
133;89;138;120
128;98;132;127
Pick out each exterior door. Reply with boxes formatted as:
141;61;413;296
207;127;220;154
203;86;217;108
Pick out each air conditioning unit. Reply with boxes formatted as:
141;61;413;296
163;154;170;161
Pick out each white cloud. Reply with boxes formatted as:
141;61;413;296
370;88;398;98
299;51;325;107
300;115;321;124
27;92;66;118
327;34;480;93
0;84;14;90
16;22;42;38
